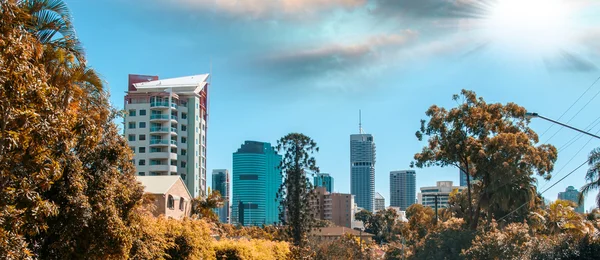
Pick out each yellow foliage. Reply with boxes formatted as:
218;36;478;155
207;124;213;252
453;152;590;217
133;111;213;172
213;238;290;260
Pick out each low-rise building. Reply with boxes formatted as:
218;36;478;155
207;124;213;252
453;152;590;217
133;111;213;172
417;181;465;209
137;176;192;219
311;226;374;242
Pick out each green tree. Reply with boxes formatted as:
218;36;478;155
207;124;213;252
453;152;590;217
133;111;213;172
276;133;319;248
413;89;557;229
355;208;399;244
579;148;600;208
191;188;224;222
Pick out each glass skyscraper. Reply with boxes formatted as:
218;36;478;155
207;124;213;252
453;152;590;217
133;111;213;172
314;173;334;193
212;169;229;223
232;141;282;226
558;186;584;213
390;170;416;210
350;134;376;212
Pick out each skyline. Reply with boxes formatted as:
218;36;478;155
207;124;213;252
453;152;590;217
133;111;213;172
65;0;600;209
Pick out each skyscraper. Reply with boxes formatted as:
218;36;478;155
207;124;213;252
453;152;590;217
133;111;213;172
375;192;385;212
124;74;209;198
390;170;416;210
212;169;230;223
558;186;584;213
314;173;334;193
232;141;282;226
350;120;376;212
460;169;468;187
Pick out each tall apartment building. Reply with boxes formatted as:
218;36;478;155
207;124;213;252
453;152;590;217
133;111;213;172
232;141;282;226
314;173;334;193
558;186;584;213
212;169;230;223
374;192;385;212
418;181;465;209
311;187;357;228
350;133;376;212
124;74;209;198
390;170;416;210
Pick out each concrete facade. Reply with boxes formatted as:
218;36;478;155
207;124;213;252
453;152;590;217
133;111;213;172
418;181;465;209
311;187;357;228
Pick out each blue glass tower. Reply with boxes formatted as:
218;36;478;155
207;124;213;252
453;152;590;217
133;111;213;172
212;169;230;223
232;141;282;226
351;134;376;212
314;173;334;193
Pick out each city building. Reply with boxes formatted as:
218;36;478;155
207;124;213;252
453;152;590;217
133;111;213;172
124;74;209;198
390;170;416;210
311;227;374;243
418;181;466;209
314;173;334;193
232;141;282;226
387;207;408;222
137;176;192;219
212;169;230;223
558;186;585;213
311;187;357;228
375;192;385;212
350;131;376;212
460;169;468;187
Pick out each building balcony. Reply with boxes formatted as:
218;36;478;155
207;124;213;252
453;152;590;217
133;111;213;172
147;164;178;172
150;102;178;110
148;152;178;160
149;139;177;147
150;114;178;123
150;127;178;135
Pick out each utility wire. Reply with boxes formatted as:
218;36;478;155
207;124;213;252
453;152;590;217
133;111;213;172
559;118;600;152
539;76;600;138
545;85;600;143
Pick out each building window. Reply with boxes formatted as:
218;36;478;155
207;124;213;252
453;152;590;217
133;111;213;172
139;109;146;116
139;122;146;128
171;147;177;154
167;195;174;209
128;134;135;142
139;147;146;153
138;172;145;176
129;109;136;116
139;159;145;166
128;122;136;129
182;113;187;119
181;125;187;131
181;149;187;156
181;161;187;168
181;137;186;143
139;134;146;141
179;198;185;211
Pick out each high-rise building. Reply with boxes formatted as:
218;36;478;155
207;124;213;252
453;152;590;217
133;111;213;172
374;192;385;212
314;173;334;193
232;141;282;226
460;169;468;187
350;132;376;212
311;187;357;228
124;74;209;198
418;181;465;209
212;169;230;223
558;186;584;213
390;170;416;210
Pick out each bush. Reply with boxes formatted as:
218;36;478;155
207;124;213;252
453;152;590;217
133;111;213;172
213;239;290;260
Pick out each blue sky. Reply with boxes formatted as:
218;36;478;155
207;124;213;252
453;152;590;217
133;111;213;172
65;0;600;210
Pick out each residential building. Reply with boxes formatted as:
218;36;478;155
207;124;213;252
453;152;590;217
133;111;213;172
311;187;357;228
418;181;466;209
137;176;192;219
311;226;374;242
232;141;282;226
314;173;334;193
558;186;585;213
124;74;209;198
212;169;230;223
351;133;376;212
375;192;385;212
390;170;416;210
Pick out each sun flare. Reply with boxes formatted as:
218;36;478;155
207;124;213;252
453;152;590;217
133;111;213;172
482;0;577;56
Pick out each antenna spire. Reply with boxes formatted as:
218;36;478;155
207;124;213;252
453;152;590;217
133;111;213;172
359;110;363;134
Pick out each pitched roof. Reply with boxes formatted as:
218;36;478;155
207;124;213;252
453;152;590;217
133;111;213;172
136;176;191;198
375;192;385;200
311;226;374;237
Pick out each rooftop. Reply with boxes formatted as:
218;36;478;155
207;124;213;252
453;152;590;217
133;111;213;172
136;176;191;198
311;226;374;237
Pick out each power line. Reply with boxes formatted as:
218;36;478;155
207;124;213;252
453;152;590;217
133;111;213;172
558;118;600;152
544;84;600;143
539;76;600;138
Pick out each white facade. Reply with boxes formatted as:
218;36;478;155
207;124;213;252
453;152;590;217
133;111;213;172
124;74;209;198
417;181;465;209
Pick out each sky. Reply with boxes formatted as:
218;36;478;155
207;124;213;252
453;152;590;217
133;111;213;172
65;0;600;211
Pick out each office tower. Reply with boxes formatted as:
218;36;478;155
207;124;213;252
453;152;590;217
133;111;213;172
212;169;230;223
314;173;334;193
351;112;376;212
558;186;584;213
232;141;282;226
375;192;385;212
460;169;468;187
390;170;416;210
124;74;209;198
418;181;466;209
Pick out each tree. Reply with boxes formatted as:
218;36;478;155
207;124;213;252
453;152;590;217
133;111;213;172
191;188;224;222
276;133;319;248
355;209;399;244
413;89;558;229
579;148;600;209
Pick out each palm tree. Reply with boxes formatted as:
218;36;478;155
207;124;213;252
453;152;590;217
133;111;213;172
579;148;600;208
